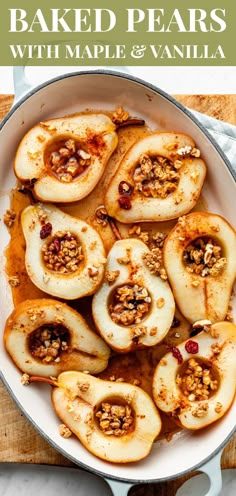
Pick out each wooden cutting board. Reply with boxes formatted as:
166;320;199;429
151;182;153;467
0;94;236;496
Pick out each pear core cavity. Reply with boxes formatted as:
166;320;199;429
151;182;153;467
42;231;84;274
109;283;152;326
95;399;135;437
28;323;70;364
183;236;226;277
133;153;180;199
176;357;219;402
45;136;91;183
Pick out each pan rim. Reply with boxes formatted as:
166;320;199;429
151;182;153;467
0;69;235;484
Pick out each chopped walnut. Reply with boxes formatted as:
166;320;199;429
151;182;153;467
77;381;90;392
105;270;120;284
192;320;212;332
88;266;99;277
132;326;147;338
225;305;234;322
176;145;192;156
59;424;72;438
42;232;84;274
8;276;20;287
112;106;129;124
174;191;184;204
95;206;108;227
117;256;130;265
27;308;46;322
215;402;223;414
49;138;91;183
109;284;151;326
183;237;226;277
37;208;48;224
21;373;30;385
142;248;167;279
29;324;70;363
151;231;167;249
133;153;180;199
211;343;221;355
4;209;16;228
176;358;218;402
192;403;209;418
96;401;134;437
128;225;141;236
210;327;220;339
191;147;201;158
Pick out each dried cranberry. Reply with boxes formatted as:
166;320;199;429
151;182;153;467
53;238;60;252
40;222;52;239
118;181;134;196
185;340;199;354
64;233;75;241
166;345;183;364
118;196;132;210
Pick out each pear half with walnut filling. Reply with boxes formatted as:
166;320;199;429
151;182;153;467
105;132;206;223
14;113;118;202
92;238;175;352
21;203;106;299
4;299;110;377
163;212;236;323
51;371;162;463
153;322;236;430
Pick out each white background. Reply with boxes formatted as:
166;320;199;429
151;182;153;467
0;66;236;94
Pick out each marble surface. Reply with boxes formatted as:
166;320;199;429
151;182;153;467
0;464;112;496
0;464;235;495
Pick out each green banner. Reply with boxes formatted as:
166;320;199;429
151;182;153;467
0;0;235;65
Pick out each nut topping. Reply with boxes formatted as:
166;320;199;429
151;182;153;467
176;358;218;402
183;237;227;277
49;138;91;183
29;324;70;363
4;209;16;228
96;401;134;437
133;153;180;199
109;284;151;326
42;231;84;273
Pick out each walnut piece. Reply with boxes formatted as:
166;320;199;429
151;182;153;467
4;209;16;228
59;424;72;438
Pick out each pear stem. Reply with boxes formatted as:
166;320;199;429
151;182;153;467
28;375;57;387
115;118;145;129
108;217;123;240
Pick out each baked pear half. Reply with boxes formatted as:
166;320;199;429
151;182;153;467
105;132;206;223
21;203;106;299
4;299;110;377
163;212;236;323
153;321;236;430
14;113;118;202
50;371;162;463
92;238;175;352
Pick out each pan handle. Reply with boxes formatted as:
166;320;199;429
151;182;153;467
197;450;223;496
104;478;133;496
105;449;223;496
177;449;223;496
13;66;130;104
13;66;33;103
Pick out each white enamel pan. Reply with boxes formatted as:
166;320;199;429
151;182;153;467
0;67;235;496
